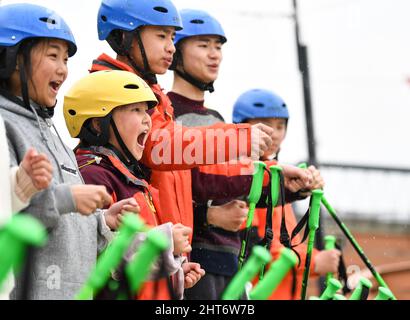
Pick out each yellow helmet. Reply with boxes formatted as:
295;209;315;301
63;70;158;138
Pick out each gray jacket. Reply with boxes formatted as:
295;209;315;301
0;95;113;300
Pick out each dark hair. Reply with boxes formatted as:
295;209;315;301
0;38;48;93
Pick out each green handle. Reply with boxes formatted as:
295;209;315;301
247;161;267;205
301;189;324;300
238;161;266;269
269;165;282;207
324;235;337;285
320;278;343;300
249;248;298;300
75;213;146;300
126;229;169;294
245;161;267;229
349;277;372;300
374;287;395;300
309;189;324;230
0;214;47;288
298;163;308;169
222;246;271;300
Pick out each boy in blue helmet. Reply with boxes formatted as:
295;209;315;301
168;9;322;300
233;89;341;300
0;3;138;299
91;0;312;249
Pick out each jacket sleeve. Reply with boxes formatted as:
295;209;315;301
141;107;252;171
191;159;277;203
9;166;30;213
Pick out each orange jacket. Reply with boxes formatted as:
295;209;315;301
254;204;319;300
90;54;253;235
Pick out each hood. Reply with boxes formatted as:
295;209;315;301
0;93;38;121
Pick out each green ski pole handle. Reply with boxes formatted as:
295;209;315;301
269;165;282;208
222;246;271;300
259;165;282;280
250;248;298;300
238;161;267;269
319;278;343;300
374;287;395;300
75;213;146;300
349;277;372;300
0;214;47;288
298;162;396;300
324;235;337;285
301;189;324;300
321;197;396;299
126;229;169;295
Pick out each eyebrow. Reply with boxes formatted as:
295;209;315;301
197;37;223;44
49;43;69;54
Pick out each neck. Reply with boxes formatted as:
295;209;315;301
172;73;205;101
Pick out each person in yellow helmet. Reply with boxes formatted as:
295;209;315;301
64;70;205;300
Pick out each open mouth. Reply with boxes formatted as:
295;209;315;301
49;81;62;93
137;130;149;148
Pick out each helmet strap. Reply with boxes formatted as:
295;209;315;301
109;117;147;179
175;68;215;93
127;30;157;85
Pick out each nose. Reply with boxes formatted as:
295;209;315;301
142;111;152;129
166;39;176;55
208;46;221;60
57;59;68;79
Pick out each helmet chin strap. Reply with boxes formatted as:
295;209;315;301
128;30;158;85
109;117;147;179
174;51;215;93
175;68;215;93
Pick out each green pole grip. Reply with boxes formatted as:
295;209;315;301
374;287;395;300
298;163;308;169
249;248;298;300
319;278;343;300
309;189;324;230
324;235;337;285
238;161;266;270
126;229;169;294
301;189;324;300
0;214;47;288
245;161;266;229
75;213;146;300
222;246;271;300
247;161;267;204
349;277;372;300
269;165;282;207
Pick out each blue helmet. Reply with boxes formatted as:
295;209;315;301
174;9;227;45
97;0;183;41
0;3;77;57
232;89;289;123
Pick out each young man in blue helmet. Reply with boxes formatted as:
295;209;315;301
90;0;281;237
90;0;314;240
168;9;323;299
0;3;138;299
232;89;341;300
